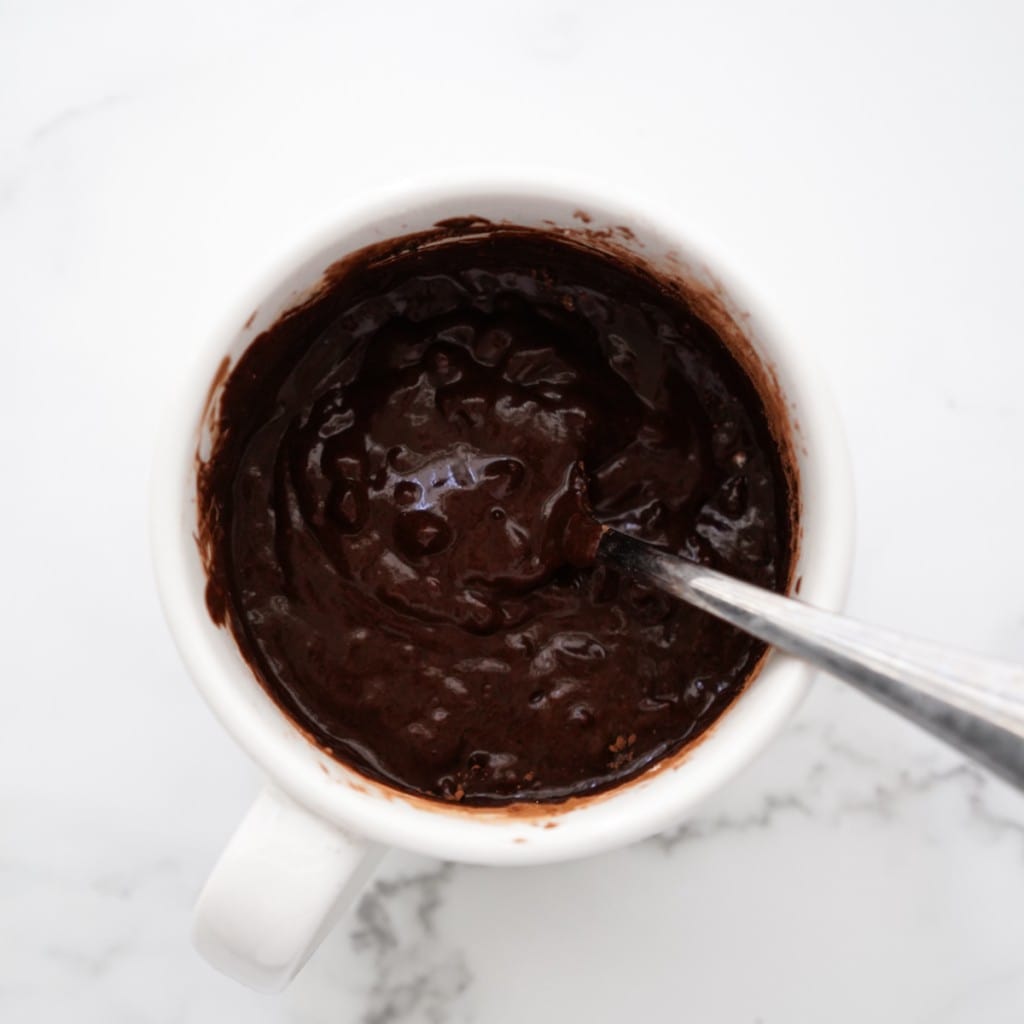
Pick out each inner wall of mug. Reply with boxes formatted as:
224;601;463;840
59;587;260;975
171;183;850;864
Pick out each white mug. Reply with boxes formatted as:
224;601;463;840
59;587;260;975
151;175;854;992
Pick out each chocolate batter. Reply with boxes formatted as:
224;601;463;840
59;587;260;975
199;226;794;805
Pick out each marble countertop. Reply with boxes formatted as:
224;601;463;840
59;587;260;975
4;1;1024;1020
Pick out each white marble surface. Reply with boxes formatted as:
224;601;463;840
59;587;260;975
3;1;1024;1020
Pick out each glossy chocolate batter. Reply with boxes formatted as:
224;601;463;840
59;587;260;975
199;227;794;805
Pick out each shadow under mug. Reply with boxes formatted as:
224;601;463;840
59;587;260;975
151;176;854;991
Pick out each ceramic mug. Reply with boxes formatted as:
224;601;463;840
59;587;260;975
151;175;855;992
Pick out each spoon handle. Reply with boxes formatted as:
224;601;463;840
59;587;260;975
601;530;1024;789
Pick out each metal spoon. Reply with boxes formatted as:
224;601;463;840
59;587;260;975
600;529;1024;790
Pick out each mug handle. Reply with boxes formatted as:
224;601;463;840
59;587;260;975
193;785;385;991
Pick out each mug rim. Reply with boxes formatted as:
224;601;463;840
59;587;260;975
151;172;855;865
